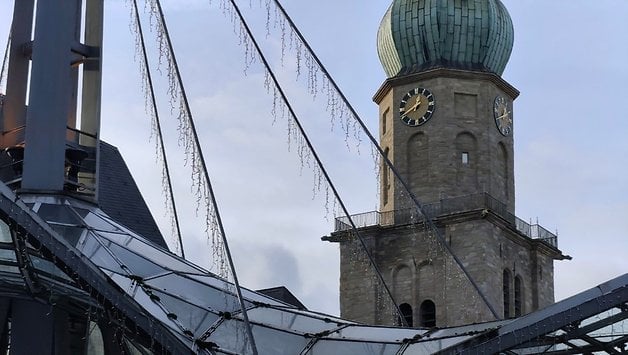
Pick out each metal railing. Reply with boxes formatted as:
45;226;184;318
335;193;558;248
0;127;98;199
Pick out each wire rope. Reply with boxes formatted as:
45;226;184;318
0;29;11;92
270;0;500;319
226;0;409;326
151;1;259;353
131;0;185;259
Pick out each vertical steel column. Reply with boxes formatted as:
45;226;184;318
67;0;83;143
80;0;104;148
0;0;34;148
22;0;76;191
80;0;104;201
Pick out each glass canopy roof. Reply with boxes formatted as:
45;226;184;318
0;182;625;354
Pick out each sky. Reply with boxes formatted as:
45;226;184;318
0;0;627;317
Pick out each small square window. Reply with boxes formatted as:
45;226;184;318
462;152;469;165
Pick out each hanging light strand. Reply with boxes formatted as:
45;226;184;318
217;0;410;326
146;0;259;353
130;0;185;258
266;0;499;319
0;28;11;92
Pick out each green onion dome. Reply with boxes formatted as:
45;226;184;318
377;0;514;77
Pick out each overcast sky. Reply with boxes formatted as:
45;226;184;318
1;0;627;317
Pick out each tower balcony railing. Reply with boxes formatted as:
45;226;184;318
0;126;98;199
334;193;558;248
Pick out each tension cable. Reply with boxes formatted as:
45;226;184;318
227;0;410;326
131;0;185;259
152;0;259;353
271;0;499;319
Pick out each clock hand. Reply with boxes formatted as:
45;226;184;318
403;98;422;117
401;97;424;119
411;98;422;112
497;111;511;120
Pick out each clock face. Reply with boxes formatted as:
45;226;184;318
493;96;513;136
399;88;435;127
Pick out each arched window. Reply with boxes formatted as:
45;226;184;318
397;303;413;327
382;148;390;205
407;133;428;183
514;276;523;317
497;142;509;201
419;300;436;327
382;108;390;135
503;269;511;318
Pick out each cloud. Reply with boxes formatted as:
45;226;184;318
1;0;626;320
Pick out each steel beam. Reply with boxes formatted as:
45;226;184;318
438;274;628;354
0;0;34;148
0;186;191;354
22;0;75;191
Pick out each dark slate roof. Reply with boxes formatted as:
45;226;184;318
256;286;307;310
98;141;167;249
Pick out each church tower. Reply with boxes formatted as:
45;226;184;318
325;0;568;328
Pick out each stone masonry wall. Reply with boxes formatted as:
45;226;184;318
336;212;558;327
377;71;516;214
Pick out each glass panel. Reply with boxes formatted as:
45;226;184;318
0;248;16;262
95;231;132;244
289;309;355;325
186;275;285;307
98;238;167;278
145;274;249;314
427;320;510;338
37;275;86;297
95;232;202;274
91;211;136;233
132;287;184;338
251;324;309;355
403;341;448;354
37;204;83;225
82;212;121;232
31;256;73;281
0;220;11;243
50;224;86;246
207;320;308;355
72;207;91;219
205;319;253;355
308;339;400;355
109;271;138;295
245;308;342;335
327;325;425;342
0;265;20;274
152;290;220;337
76;233;127;275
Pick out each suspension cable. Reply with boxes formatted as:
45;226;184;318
131;0;185;259
152;1;259;353
0;29;10;92
271;0;499;319
227;0;408;326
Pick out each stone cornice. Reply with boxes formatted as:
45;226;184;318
373;68;520;104
323;208;568;260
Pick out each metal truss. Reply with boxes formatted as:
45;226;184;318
439;274;628;355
